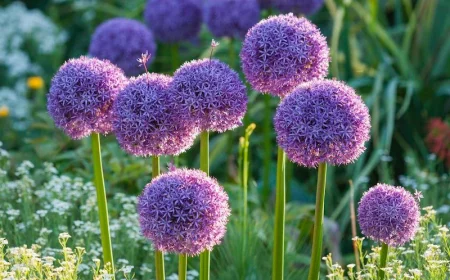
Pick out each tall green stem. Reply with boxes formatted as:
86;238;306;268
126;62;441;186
308;163;328;280
199;131;210;280
272;147;286;280
262;95;272;204
91;133;114;273
152;156;165;280
178;254;187;280
378;243;389;279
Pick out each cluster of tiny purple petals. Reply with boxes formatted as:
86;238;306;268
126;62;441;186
274;80;371;167
113;73;197;156
275;0;325;15
138;168;231;256
170;59;248;132
358;184;420;247
47;57;127;139
240;13;329;97
144;0;202;43
204;0;260;39
89;18;157;76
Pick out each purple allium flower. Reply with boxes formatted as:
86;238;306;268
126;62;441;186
204;0;260;39
358;184;420;247
89;18;157;76
275;0;325;15
138;168;231;256
274;80;371;167
144;0;202;43
113;73;197;156
170;59;248;132
240;13;329;97
47;57;127;139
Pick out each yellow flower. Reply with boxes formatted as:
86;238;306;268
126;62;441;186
0;106;9;118
27;76;44;90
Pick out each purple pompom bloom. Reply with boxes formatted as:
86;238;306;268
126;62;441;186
358;184;420;247
240;13;329;97
138;168;231;256
170;59;248;132
274;80;371;167
113;73;197;156
144;0;202;43
47;57;127;139
275;0;325;15
204;0;260;39
89;18;156;76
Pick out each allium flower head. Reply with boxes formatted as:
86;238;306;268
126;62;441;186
170;58;248;132
425;118;450;167
358;184;420;247
275;0;325;15
274;80;370;167
138;168;231;255
113;73;197;156
240;13;329;97
204;0;260;39
47;57;127;139
144;0;202;43
89;18;156;76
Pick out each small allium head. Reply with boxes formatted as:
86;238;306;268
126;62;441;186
358;184;420;247
274;80;370;167
170;59;248;132
89;18;156;76
47;57;127;139
144;0;202;43
275;0;325;15
240;13;329;97
113;73;197;156
138;168;231;256
204;0;260;39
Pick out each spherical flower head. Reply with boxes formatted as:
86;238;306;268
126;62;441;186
275;0;325;15
144;0;202;43
113;73;197;156
204;0;260;39
89;18;157;76
358;184;420;247
240;13;329;97
138;168;231;256
274;80;371;167
47;57;127;140
170;59;248;132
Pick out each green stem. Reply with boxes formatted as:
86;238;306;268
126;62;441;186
272;147;286;280
152;156;165;280
307;163;328;280
91;133;114;273
378;243;389;280
178;254;187;280
171;43;179;71
199;131;210;280
263;95;272;205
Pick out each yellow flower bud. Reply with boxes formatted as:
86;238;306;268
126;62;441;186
0;106;9;118
27;76;44;90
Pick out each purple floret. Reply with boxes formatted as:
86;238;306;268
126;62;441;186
138;168;231;256
144;0;202;43
89;18;156;76
358;184;420;247
113;73;198;156
204;0;260;39
47;57;128;139
170;59;248;132
240;13;329;97
275;0;325;15
274;80;371;167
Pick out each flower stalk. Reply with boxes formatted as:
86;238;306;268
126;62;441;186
152;156;165;280
308;162;328;280
199;131;210;280
272;147;286;280
378;243;389;280
179;254;187;280
91;133;114;273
